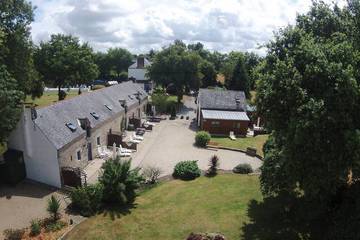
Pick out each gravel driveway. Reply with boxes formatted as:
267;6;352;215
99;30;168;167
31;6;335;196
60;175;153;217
0;181;66;238
131;96;262;176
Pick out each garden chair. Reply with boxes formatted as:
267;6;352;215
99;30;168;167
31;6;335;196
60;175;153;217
129;136;141;144
133;132;144;141
119;145;133;153
116;148;131;157
229;131;236;140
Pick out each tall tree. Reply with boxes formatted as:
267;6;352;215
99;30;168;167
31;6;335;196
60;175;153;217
0;0;43;99
106;47;132;79
147;40;201;102
228;55;250;98
199;60;217;87
257;1;360;203
0;64;24;144
35;34;99;100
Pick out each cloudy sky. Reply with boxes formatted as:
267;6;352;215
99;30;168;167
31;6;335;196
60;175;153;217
30;0;343;55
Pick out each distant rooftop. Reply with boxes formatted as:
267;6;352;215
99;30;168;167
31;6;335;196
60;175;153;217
198;88;246;111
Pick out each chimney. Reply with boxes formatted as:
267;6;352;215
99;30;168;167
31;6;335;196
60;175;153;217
137;57;145;68
235;99;242;110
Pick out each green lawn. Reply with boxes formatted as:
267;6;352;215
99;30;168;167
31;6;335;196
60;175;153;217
65;175;262;240
210;135;269;157
26;90;83;108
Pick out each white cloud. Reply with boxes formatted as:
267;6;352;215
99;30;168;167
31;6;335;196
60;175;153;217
30;0;346;55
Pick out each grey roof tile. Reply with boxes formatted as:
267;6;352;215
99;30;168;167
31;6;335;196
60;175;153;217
35;82;148;150
198;88;246;111
128;58;151;69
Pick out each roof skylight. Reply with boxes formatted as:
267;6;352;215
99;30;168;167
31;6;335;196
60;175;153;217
65;123;77;132
90;112;100;120
105;104;112;111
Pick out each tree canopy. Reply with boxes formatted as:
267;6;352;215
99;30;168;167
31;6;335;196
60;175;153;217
35;34;98;99
228;55;250;98
147;40;202;102
257;1;360;203
0;0;43;99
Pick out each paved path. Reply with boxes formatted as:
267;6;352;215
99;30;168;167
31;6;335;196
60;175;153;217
0;181;66;238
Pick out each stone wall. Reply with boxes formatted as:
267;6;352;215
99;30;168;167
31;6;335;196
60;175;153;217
58;98;148;170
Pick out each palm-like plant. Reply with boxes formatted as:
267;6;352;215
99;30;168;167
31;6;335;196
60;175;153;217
99;157;144;204
47;195;60;221
207;155;220;176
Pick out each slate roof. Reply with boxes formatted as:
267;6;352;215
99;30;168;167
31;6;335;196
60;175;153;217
34;81;148;150
201;110;250;121
128;58;151;69
198;88;246;111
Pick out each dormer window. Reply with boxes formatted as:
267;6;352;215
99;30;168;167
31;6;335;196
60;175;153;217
105;104;112;111
65;123;77;132
78;118;91;137
90;112;99;120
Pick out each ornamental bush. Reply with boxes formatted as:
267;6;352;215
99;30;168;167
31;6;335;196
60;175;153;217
233;163;253;174
70;183;103;216
195;131;210;147
99;157;144;204
173;160;201;180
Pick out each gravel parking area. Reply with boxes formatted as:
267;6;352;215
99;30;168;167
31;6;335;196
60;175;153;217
131;96;262;176
131;118;262;176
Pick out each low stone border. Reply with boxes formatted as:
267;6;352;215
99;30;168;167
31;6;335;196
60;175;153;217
206;145;263;161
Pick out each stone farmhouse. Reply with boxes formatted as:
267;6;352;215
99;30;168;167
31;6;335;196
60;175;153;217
7;81;148;188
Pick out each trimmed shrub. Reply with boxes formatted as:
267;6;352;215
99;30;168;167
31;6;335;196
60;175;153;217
195;131;211;147
99;157;144;204
92;84;105;90
233;163;253;174
70;183;103;216
173;161;201;180
59;90;67;100
30;219;41;236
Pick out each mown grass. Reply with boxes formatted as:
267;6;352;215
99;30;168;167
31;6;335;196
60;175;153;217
25;91;83;108
210;134;269;157
64;174;262;240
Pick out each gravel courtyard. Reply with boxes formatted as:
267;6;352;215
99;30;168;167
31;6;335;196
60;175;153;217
131;118;262;176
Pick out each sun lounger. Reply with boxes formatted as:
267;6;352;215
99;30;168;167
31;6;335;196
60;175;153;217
133;132;144;141
118;145;133;153
229;131;236;140
116;148;131;157
97;146;107;158
129;136;141;144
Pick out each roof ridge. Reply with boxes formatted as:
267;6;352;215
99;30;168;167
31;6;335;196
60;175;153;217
38;81;134;111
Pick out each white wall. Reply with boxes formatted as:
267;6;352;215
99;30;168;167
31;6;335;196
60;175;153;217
128;68;147;81
8;108;62;188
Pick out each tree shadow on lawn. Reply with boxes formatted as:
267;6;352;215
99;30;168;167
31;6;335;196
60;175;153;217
241;193;329;240
100;203;137;221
